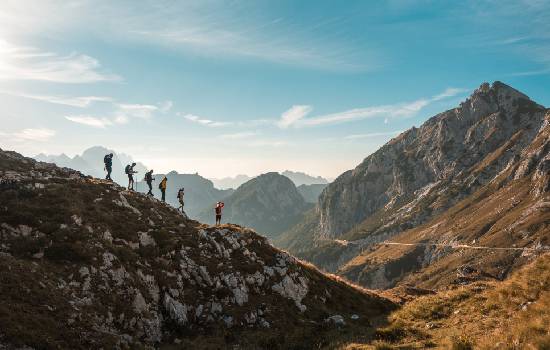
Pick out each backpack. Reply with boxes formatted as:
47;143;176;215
125;165;131;174
158;182;163;190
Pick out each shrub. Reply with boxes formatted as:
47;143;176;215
375;321;406;342
450;336;473;350
44;242;93;263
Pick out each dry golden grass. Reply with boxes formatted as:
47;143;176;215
334;253;550;349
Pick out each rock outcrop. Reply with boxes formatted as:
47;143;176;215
0;150;393;349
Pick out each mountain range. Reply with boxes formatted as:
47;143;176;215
280;170;329;186
35;146;148;186
209;174;253;190
2;80;550;348
278;81;550;290
210;171;329;190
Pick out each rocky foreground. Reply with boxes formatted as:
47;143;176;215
0;149;394;349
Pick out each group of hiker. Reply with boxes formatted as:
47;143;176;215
103;153;224;224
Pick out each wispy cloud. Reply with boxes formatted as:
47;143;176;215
508;68;550;77
116;103;158;120
0;91;113;107
220;132;259;140
65;101;169;128
65;115;113;128
344;131;403;140
182;114;232;127
11;128;56;142
0;39;120;83
279;87;467;128
159;100;173;113
431;87;468;101
0;2;373;71
277;105;312;129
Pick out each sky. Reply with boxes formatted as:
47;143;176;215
1;0;549;179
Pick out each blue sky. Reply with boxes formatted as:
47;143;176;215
1;0;549;178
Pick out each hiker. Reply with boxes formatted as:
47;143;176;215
144;170;155;196
215;202;224;226
103;153;113;181
177;188;185;212
125;162;137;190
159;176;168;202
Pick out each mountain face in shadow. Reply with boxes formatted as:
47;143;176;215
136;171;234;218
297;183;328;203
198;172;312;239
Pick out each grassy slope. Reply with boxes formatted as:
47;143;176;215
337;253;550;349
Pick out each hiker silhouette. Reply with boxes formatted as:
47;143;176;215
215;202;224;226
159;176;167;202
145;170;155;196
125;163;137;190
103;153;113;181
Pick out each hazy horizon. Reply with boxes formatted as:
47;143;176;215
1;1;549;178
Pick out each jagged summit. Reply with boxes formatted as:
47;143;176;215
0;149;394;349
278;81;549;290
316;81;547;239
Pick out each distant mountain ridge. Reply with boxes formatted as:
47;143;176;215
210;171;329;189
209;174;252;189
280;170;329;186
35;146;147;186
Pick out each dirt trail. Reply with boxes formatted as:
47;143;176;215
328;239;550;252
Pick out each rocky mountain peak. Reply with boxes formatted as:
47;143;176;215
291;81;547;244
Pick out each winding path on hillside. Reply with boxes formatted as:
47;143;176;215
329;239;550;251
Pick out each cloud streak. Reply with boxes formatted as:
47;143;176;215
65;115;113;128
220;132;259;140
11;128;56;142
0;1;374;71
65;101;171;128
182;114;232;127
277;105;312;129
0;39;120;83
0;91;113;107
344;131;403;140
279;87;468;128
